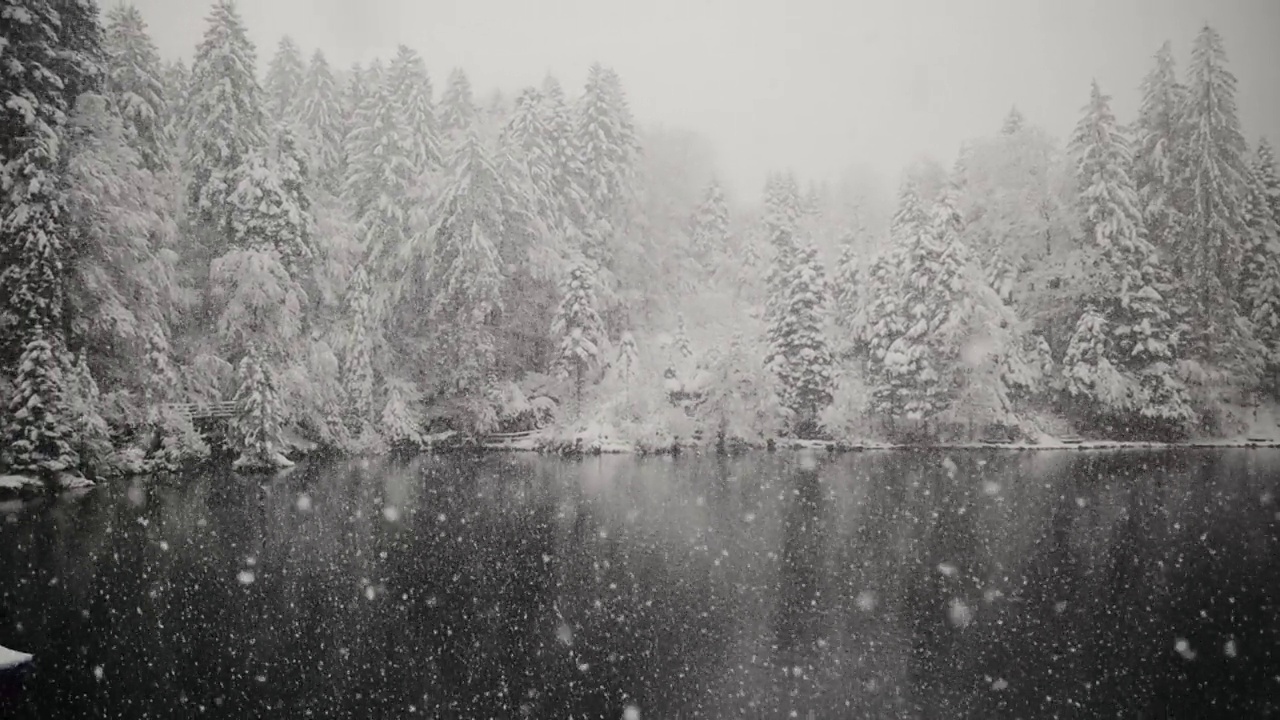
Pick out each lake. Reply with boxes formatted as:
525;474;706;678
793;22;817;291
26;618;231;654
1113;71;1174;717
1;449;1278;719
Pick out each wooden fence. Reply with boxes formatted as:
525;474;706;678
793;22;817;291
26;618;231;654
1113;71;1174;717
161;401;237;421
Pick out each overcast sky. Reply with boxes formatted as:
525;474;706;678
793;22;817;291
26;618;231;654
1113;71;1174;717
131;0;1280;202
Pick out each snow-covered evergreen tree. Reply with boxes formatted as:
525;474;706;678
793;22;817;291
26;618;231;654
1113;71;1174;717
1179;25;1251;305
1243;148;1280;383
227;145;312;275
380;376;424;449
1070;80;1193;429
690;178;730;272
161;59;191;148
1;0;71;363
615;331;640;386
342;264;376;424
552;260;606;411
539;76;591;238
414;133;511;395
766;236;834;436
1132;42;1187;257
343;61;415;270
1061;307;1132;412
187;0;266;236
388;45;439;170
231;343;286;469
263;35;305;126
2;325;79;476
296;50;344;189
103;4;169;172
1001;106;1025;135
62;92;180;393
438;68;477;141
573;63;639;270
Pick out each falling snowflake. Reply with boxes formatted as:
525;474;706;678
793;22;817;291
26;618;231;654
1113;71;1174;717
622;705;641;720
982;481;1001;496
991;678;1008;691
382;506;401;522
237;570;256;585
937;562;958;577
1175;637;1196;661
947;598;973;628
556;624;573;646
856;590;877;612
296;494;313;512
93;665;104;681
941;456;958;478
1224;639;1238;658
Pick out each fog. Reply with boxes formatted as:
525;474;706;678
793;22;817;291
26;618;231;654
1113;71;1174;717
130;0;1280;201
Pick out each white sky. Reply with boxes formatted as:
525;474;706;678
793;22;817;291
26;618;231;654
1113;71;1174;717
131;0;1280;202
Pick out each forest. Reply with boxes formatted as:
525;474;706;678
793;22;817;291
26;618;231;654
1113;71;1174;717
2;0;1279;479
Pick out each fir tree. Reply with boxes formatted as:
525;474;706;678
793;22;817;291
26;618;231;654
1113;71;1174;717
231;342;286;468
438;68;477;140
1257;139;1280;220
766;237;834;436
380;377;423;449
187;0;266;237
615;331;640;386
388;45;439;170
228;146;312;275
342;264;376;424
1001;106;1025;135
263;35;305;125
417;133;511;394
551;260;606;411
690;178;730;271
161;59;191;147
53;0;106;105
1;0;72;362
296;50;344;188
1179;25;1251;303
1132;42;1187;256
573;63;639;269
1243;150;1280;383
103;3;169;172
1069;80;1192;429
343;61;416;273
2;325;79;476
1061;307;1132;412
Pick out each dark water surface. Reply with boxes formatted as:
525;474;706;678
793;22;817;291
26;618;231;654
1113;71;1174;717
1;450;1278;719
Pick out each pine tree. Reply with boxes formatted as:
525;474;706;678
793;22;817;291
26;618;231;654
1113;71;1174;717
343;61;416;271
1179;25;1251;306
263;35;305;126
1001;106;1025;135
766;237;834;436
1;0;72;363
551;260;606;411
831;239;861;351
1132;42;1187;256
231;342;285;468
690;178;730;272
161;59;191;148
1243;149;1280;383
864;180;966;427
1070;80;1192;430
342;264;376;424
2;325;79;476
275;123;315;271
62;91;179;392
103;3;169;172
187;0;266;237
1061;307;1132;412
417;133;511;394
615;331;639;386
438;68;477;141
573;63;639;269
388;45;439;170
296;50;344;189
380;377;423;449
227;145;311;274
1257;139;1280;220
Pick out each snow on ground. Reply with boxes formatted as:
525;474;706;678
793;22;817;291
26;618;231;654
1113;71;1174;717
0;475;42;492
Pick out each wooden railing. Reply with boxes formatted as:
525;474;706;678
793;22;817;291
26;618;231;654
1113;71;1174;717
162;400;237;421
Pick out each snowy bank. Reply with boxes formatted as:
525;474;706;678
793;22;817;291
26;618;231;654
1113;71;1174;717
1;473;95;497
231;451;296;473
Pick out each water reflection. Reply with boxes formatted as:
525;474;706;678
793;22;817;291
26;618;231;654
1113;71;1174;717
0;449;1277;718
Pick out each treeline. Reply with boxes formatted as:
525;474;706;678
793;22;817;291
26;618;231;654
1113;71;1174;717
1;1;1277;481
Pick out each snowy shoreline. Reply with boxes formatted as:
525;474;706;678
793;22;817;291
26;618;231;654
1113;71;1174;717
479;431;1280;456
